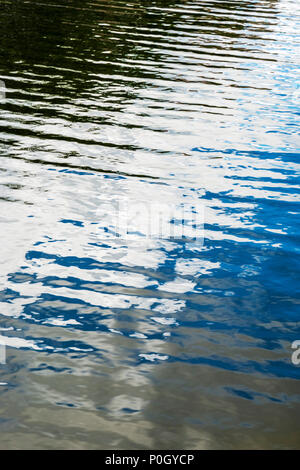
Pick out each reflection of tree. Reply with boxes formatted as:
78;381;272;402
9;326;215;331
0;0;279;98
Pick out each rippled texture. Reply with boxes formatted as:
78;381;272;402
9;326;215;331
0;0;299;449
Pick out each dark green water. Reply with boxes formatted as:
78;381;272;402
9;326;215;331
0;0;299;449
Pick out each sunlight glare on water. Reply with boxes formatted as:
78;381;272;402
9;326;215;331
0;0;299;449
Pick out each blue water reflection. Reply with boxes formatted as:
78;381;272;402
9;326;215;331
0;0;299;449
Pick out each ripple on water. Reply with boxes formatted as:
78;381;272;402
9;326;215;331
0;0;299;450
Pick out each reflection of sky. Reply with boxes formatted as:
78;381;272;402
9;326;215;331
0;0;299;450
0;0;298;355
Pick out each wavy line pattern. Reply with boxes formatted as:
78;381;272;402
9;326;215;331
0;0;299;450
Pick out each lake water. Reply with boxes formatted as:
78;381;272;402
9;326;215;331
0;0;299;450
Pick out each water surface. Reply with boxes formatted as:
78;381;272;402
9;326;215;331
0;0;299;449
